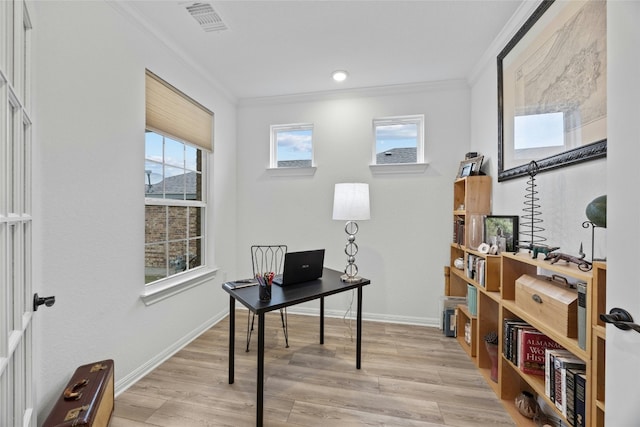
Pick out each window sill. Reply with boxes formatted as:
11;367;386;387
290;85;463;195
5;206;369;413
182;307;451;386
266;166;317;177
140;267;218;306
369;162;429;175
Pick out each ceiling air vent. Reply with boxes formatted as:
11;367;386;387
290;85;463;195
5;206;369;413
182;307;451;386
184;2;228;32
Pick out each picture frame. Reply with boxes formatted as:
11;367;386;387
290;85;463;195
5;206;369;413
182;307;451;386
484;215;519;254
497;0;607;182
457;155;484;179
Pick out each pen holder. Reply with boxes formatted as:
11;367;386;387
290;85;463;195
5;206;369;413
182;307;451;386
258;284;271;301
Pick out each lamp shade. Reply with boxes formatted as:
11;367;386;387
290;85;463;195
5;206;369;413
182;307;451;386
332;183;370;221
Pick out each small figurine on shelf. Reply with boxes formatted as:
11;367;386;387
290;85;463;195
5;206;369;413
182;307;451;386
519;242;560;259
545;244;593;271
514;390;539;419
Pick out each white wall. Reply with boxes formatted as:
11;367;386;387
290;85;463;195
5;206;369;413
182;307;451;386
31;1;237;420
236;83;470;324
469;2;606;261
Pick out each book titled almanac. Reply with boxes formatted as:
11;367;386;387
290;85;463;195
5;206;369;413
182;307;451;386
518;329;564;375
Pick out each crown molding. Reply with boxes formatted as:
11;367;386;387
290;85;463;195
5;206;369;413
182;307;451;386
238;79;469;108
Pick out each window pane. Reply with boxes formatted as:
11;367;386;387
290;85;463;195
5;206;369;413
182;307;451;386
164;137;185;168
144;160;163;197
168;206;187;241
185;145;198;172
375;123;418;164
168;240;186;275
145;205;166;243
188;207;202;238
145;243;167;283
164;166;185;200
276;128;312;167
189;238;202;269
145;132;163;162
185;171;200;201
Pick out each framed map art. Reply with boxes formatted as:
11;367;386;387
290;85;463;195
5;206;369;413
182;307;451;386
497;0;607;181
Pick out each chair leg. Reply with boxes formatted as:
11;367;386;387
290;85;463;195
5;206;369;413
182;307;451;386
280;308;289;348
246;311;256;352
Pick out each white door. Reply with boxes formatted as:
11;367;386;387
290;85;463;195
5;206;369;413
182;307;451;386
1;1;36;426
605;2;640;425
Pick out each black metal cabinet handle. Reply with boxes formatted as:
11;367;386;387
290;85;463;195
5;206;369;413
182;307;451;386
600;308;640;333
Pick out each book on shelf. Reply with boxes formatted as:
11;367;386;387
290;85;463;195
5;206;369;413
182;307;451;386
467;284;477;316
566;367;586;426
545;349;573;402
477;259;485;287
518;329;564;376
453;218;465;245
503;318;529;361
575;372;587;427
442;307;456;337
577;281;587;350
466;255;477;280
553;354;586;416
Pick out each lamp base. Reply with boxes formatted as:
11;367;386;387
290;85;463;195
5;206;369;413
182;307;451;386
340;274;362;283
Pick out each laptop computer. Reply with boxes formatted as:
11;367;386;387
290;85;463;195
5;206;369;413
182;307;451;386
273;249;325;286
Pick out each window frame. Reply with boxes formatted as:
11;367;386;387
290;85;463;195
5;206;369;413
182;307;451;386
372;114;425;165
143;130;212;304
269;123;315;169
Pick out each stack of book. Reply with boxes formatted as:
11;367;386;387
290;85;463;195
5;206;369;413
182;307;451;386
502;319;564;376
545;349;587;427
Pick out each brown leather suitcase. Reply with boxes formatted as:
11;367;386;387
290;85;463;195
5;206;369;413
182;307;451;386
42;359;114;427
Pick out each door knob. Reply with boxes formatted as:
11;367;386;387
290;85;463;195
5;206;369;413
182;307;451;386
600;308;640;333
33;293;56;311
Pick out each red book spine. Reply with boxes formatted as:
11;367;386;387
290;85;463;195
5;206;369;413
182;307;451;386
519;330;564;376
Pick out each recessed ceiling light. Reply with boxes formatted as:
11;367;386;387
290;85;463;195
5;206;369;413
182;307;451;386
332;70;348;82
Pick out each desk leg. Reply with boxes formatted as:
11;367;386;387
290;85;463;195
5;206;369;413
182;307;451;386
257;313;265;427
320;297;324;345
229;296;235;384
356;286;362;369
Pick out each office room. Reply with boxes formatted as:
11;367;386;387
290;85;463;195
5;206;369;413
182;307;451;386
1;0;638;426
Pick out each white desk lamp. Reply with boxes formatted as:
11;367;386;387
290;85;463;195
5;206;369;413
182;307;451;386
332;183;370;282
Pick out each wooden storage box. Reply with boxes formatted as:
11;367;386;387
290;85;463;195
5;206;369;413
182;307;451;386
42;359;114;427
515;274;578;338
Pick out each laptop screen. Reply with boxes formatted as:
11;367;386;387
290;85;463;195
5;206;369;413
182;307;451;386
273;249;325;286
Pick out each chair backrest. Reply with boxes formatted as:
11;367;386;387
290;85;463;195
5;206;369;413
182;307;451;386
251;245;287;277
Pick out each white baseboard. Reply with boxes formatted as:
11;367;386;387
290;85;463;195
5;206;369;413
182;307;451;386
114;309;228;397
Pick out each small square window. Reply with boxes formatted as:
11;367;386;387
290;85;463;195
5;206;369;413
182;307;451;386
270;123;314;168
373;115;424;165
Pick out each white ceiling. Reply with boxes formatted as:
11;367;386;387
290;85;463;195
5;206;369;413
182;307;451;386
121;0;524;100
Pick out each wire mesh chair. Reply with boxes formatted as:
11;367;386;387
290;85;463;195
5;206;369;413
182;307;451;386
246;245;288;351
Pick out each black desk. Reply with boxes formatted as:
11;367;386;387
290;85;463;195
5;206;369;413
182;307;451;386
222;268;370;427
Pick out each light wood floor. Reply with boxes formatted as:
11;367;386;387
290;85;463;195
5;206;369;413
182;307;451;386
112;311;515;426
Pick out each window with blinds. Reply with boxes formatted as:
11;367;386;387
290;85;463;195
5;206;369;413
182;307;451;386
144;70;212;285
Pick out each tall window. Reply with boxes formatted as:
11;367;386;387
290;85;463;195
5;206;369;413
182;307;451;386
144;132;204;283
270;123;314;168
372;115;424;165
145;70;212;285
